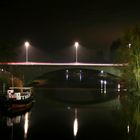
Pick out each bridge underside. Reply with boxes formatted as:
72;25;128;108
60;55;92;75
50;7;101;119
0;64;123;85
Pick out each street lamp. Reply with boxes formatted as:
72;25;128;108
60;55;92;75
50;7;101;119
24;41;30;63
128;43;131;48
74;42;79;63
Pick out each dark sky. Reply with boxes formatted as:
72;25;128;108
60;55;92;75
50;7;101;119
0;0;140;62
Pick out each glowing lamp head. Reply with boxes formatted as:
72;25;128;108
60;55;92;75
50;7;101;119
128;43;131;48
75;42;79;49
25;41;30;48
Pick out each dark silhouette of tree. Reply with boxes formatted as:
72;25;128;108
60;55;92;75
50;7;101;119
0;40;17;62
110;38;122;62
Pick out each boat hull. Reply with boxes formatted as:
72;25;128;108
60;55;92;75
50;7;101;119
4;96;34;114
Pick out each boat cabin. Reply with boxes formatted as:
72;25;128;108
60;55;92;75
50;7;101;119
7;87;32;100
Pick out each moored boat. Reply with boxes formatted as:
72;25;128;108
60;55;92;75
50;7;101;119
4;87;34;113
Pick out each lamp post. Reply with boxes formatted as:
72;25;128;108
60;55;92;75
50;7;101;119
24;41;30;63
74;42;79;63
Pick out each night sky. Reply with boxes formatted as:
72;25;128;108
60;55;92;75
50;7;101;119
0;0;140;62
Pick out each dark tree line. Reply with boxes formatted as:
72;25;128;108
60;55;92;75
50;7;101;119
0;40;17;62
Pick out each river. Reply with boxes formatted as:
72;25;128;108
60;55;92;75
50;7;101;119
0;69;139;140
0;87;136;140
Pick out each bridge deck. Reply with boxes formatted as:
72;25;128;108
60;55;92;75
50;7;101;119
0;62;126;67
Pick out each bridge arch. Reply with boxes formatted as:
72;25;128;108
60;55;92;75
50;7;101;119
0;62;124;85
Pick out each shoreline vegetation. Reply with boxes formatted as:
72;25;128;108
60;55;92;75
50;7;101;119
0;69;23;93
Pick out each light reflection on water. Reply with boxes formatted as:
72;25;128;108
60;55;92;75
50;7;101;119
24;112;29;139
5;111;31;140
73;108;78;138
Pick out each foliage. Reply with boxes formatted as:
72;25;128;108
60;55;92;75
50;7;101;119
0;70;24;89
116;26;140;93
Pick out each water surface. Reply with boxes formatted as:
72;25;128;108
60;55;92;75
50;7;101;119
0;87;134;140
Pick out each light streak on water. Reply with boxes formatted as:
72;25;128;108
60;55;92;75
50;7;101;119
24;112;29;139
73;108;78;137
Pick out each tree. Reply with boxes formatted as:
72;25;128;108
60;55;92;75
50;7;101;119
0;40;17;62
110;38;122;62
117;26;140;93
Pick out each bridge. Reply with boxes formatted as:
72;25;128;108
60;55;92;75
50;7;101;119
0;62;126;85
